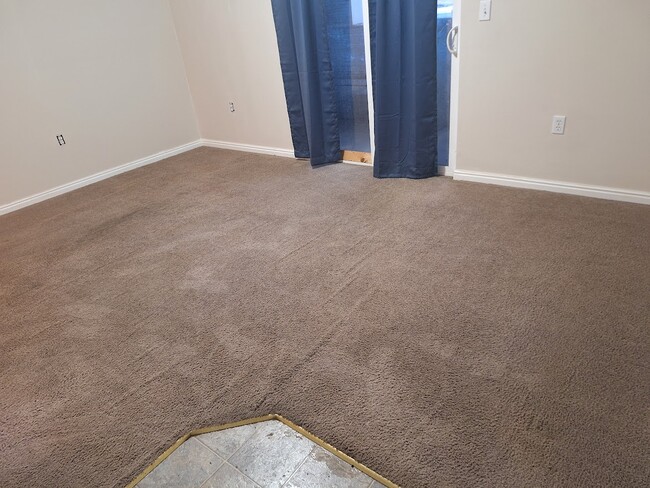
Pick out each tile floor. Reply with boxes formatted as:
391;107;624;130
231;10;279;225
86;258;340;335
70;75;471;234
136;420;386;488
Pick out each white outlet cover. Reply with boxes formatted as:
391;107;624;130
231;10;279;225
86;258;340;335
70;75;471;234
552;115;566;135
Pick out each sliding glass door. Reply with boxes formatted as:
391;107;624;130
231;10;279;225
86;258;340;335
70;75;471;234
437;0;454;167
272;0;459;169
328;0;457;167
325;0;371;162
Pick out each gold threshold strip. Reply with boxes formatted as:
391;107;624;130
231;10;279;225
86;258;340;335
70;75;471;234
126;413;398;488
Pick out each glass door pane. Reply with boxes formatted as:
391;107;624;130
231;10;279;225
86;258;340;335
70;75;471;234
325;0;371;155
437;0;454;166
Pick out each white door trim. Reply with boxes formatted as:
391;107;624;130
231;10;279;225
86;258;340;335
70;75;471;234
361;0;375;161
447;0;461;176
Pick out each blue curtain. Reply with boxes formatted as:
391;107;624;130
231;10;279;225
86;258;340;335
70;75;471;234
271;0;341;166
369;0;438;178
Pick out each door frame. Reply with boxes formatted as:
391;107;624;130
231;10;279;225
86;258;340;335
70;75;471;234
447;0;461;176
361;0;375;159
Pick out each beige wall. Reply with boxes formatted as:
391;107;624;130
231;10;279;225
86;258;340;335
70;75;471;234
169;0;292;150
456;0;650;193
170;0;649;194
0;0;199;208
3;0;647;210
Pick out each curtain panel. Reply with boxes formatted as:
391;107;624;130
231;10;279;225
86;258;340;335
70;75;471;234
369;0;438;178
271;0;341;166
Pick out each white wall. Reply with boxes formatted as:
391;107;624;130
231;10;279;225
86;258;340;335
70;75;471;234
455;0;650;194
0;0;199;209
169;0;292;151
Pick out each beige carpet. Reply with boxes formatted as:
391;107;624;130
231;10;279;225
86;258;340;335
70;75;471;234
1;147;649;487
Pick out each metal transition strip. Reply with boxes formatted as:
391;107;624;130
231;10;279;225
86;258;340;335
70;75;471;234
125;413;399;488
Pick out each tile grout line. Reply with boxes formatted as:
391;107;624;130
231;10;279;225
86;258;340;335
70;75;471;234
196;460;227;488
193;426;256;462
190;437;227;465
241;420;312;487
189;437;229;488
224;461;263;488
138;438;226;488
196;446;227;488
198;460;261;488
272;420;319;487
223;424;263;462
193;437;228;460
190;438;226;488
199;420;313;488
195;424;264;487
279;444;314;487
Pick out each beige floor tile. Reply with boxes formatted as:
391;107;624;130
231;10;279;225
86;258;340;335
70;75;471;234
137;420;389;488
284;445;375;488
228;420;313;488
137;437;223;488
202;462;260;488
196;422;259;460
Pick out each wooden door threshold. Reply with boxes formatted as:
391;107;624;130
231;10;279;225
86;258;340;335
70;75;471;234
341;150;372;165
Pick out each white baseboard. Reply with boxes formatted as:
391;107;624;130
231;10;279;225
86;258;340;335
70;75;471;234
0;140;202;216
453;169;650;205
200;139;294;159
4;139;645;216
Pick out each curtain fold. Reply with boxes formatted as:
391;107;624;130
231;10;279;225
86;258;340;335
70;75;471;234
369;0;438;178
271;0;340;166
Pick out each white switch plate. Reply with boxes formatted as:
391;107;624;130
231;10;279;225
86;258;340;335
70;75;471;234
551;115;566;135
479;0;492;21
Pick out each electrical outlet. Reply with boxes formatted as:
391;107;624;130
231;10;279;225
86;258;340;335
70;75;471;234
479;0;491;21
56;134;66;145
551;116;566;135
229;102;235;113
